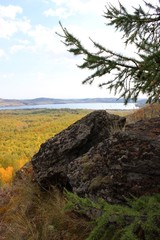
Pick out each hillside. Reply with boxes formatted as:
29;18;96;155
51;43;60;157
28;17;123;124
0;97;146;107
0;105;160;239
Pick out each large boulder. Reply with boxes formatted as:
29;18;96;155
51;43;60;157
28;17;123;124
68;117;160;203
31;110;160;204
31;110;125;191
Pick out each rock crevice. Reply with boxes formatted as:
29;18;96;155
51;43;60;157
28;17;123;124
31;110;160;203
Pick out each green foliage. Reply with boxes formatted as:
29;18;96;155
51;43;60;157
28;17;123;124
57;1;160;104
65;191;160;240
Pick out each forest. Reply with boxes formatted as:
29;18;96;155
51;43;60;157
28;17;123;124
0;108;91;185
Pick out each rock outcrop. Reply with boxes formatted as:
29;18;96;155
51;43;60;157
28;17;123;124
31;110;160;204
31;111;125;190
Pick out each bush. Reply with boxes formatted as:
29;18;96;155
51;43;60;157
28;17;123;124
66;191;160;240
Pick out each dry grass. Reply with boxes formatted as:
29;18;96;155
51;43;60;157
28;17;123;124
126;103;160;124
107;109;135;117
107;104;160;124
0;175;91;240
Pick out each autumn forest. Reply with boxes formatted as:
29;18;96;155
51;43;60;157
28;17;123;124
0;109;91;185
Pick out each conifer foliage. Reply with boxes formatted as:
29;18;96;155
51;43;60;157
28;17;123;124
57;1;160;104
66;191;160;240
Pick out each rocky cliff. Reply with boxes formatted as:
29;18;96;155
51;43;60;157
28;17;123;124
31;110;160;204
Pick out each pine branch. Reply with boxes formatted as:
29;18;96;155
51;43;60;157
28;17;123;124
57;1;160;104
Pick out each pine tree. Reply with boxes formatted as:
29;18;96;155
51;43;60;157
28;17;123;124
57;1;160;104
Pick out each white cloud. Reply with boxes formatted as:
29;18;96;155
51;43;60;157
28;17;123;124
0;73;15;80
10;44;34;54
10;45;24;54
28;24;66;54
50;0;96;12
42;0;50;3
44;0;159;19
16;39;31;45
0;49;7;59
43;7;72;18
0;18;18;38
0;5;31;39
10;37;34;54
0;5;22;19
16;18;31;34
43;0;107;19
0;18;31;38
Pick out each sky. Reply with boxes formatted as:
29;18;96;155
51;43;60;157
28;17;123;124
0;0;158;99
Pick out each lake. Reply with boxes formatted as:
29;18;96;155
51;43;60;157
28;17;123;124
0;102;138;110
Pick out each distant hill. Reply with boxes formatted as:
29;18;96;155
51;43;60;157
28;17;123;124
0;97;146;107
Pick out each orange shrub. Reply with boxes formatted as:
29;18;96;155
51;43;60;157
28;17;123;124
0;166;13;184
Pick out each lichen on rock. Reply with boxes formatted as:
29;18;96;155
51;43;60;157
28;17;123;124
31;110;160;204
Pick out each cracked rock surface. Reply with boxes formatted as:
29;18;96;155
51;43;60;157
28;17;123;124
31;111;160;203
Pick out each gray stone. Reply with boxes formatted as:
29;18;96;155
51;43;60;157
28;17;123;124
31;110;125;192
31;111;160;204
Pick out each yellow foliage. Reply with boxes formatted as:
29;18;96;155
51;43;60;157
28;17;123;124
0;109;91;184
0;166;13;184
17;158;28;169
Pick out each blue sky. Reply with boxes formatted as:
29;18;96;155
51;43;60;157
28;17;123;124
0;0;158;99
